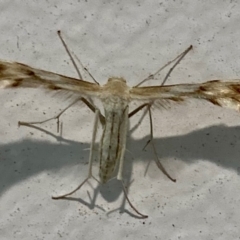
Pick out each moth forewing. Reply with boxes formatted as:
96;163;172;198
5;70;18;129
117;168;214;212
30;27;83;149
0;61;101;97
129;80;240;112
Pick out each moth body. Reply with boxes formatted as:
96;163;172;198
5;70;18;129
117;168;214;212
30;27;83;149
99;78;129;183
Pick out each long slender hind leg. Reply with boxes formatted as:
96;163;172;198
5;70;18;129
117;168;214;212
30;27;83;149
128;104;175;182
145;105;176;182
120;180;148;218
52;109;100;199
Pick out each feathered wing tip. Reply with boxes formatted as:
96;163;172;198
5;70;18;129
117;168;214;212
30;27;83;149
130;80;240;112
197;80;240;111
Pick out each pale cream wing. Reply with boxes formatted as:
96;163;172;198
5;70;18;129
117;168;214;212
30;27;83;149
0;61;101;97
130;80;240;111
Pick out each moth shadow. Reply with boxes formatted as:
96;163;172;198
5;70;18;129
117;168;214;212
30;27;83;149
58;179;127;214
1;123;240;216
0;124;134;216
133;124;240;178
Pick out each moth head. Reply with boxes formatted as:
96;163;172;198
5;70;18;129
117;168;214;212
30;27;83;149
102;77;129;99
105;77;128;88
107;77;126;83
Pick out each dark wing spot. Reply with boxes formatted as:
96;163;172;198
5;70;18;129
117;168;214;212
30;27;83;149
208;98;221;106
231;85;240;94
0;63;7;72
199;86;207;92
231;96;240;102
11;78;23;87
24;69;36;76
208;80;220;83
168;97;184;102
48;84;62;90
17;63;36;76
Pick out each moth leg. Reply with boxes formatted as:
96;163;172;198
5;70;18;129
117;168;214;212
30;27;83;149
117;106;129;181
128;103;149;118
129;103;176;182
18;98;79;132
145;105;176;182
120;180;148;219
18;97;105;132
52;109;100;199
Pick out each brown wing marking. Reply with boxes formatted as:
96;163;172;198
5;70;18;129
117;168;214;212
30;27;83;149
130;80;240;111
0;61;101;97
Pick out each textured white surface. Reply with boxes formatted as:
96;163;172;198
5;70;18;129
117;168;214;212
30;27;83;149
0;1;240;239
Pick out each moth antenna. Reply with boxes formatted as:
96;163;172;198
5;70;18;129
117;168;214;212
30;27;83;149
136;45;192;87
72;52;99;85
57;30;83;80
161;45;193;86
